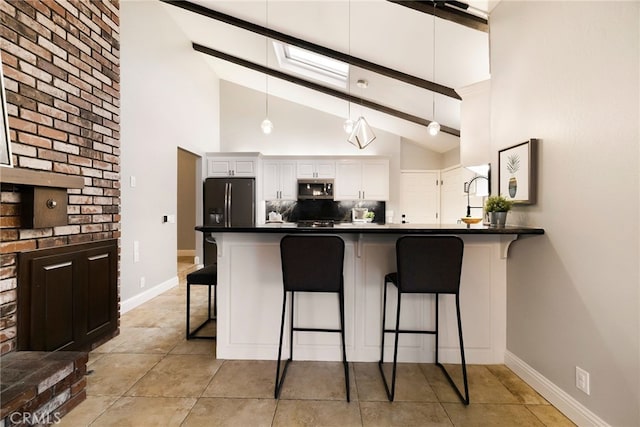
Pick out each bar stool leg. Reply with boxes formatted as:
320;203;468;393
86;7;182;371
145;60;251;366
378;280;402;402
275;291;289;398
207;285;212;320
186;282;191;339
338;288;350;402
435;293;470;405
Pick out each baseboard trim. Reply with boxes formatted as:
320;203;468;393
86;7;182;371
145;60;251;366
505;350;609;427
120;276;179;314
177;249;196;257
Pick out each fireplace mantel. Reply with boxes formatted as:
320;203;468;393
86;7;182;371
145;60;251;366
1;167;85;189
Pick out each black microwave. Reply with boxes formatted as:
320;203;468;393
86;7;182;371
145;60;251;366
297;179;334;200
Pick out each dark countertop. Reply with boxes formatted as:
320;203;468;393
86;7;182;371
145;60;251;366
196;223;545;235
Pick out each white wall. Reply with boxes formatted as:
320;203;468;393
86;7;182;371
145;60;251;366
490;2;639;425
400;137;444;170
120;0;220;303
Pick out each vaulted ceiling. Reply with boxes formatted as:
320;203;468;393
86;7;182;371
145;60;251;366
160;0;493;153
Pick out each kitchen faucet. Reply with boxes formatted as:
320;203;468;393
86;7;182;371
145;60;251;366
464;175;489;217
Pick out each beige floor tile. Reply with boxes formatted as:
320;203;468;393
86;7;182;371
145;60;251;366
442;403;545;427
170;338;216;356
527;404;577;426
486;365;549;405
203;360;276;398
273;399;362;427
105;327;182;354
86;353;163;396
421;364;519;404
121;307;185;329
91;330;129;353
126;354;223;398
56;395;119;426
360;401;452;427
377;362;439;402
354;362;388;402
87;352;105;367
90;396;195;427
182;398;277;427
278;361;354;401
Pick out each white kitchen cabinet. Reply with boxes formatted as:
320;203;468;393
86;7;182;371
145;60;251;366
335;159;389;201
207;154;258;177
296;160;335;179
263;160;296;200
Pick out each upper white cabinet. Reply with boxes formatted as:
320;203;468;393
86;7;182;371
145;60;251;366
263;159;296;200
207;154;259;177
335;159;389;201
296;160;335;179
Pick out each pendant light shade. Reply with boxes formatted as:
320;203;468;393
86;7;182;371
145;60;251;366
343;119;354;134
427;121;440;136
261;118;273;134
348;116;376;149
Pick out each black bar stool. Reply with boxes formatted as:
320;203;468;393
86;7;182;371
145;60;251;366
186;264;217;340
275;235;350;402
379;235;469;404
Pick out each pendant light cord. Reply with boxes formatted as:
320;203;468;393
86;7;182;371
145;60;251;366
348;0;351;120
265;0;269;117
432;2;436;124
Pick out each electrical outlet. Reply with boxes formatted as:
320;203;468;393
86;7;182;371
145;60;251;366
140;277;146;288
576;366;590;395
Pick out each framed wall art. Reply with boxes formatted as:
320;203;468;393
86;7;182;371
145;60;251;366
1;55;12;167
498;139;538;205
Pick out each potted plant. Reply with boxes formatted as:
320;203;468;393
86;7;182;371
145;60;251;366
364;211;375;223
484;195;513;227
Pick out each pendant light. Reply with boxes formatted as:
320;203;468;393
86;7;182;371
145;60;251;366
348;79;376;149
343;0;354;134
427;2;440;137
261;0;273;135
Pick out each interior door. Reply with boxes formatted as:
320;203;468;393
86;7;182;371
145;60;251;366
399;171;440;224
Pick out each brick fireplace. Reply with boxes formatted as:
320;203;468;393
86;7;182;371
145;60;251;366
1;0;121;353
0;0;121;422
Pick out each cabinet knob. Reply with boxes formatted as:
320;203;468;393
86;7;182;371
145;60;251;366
46;199;57;209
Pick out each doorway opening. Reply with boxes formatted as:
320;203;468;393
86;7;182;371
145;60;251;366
177;148;200;272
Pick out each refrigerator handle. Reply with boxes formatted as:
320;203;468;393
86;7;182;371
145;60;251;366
224;182;230;227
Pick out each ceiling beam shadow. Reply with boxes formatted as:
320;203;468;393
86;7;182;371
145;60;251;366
387;1;489;32
193;43;460;137
161;0;461;101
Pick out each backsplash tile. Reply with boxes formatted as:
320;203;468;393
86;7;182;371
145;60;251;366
265;200;386;224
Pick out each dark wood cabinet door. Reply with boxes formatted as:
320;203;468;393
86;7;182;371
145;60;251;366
31;253;78;351
18;239;118;351
84;245;118;344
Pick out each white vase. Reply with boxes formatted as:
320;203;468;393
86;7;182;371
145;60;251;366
489;211;508;227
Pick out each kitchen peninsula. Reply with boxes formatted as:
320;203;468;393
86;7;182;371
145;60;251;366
196;224;544;364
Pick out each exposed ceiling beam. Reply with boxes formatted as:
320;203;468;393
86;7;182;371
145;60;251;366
387;1;489;32
193;43;460;137
161;0;461;101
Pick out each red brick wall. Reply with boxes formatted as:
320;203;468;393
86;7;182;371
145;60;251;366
0;0;120;354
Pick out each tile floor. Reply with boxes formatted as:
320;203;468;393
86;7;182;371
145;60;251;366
59;257;575;426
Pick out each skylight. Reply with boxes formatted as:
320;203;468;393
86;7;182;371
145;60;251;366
273;41;349;88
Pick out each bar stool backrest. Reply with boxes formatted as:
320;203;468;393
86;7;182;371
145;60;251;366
396;236;464;294
280;235;345;293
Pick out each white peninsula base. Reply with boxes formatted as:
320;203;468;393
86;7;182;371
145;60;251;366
209;231;520;365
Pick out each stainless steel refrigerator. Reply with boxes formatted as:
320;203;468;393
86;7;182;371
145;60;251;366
203;177;255;265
